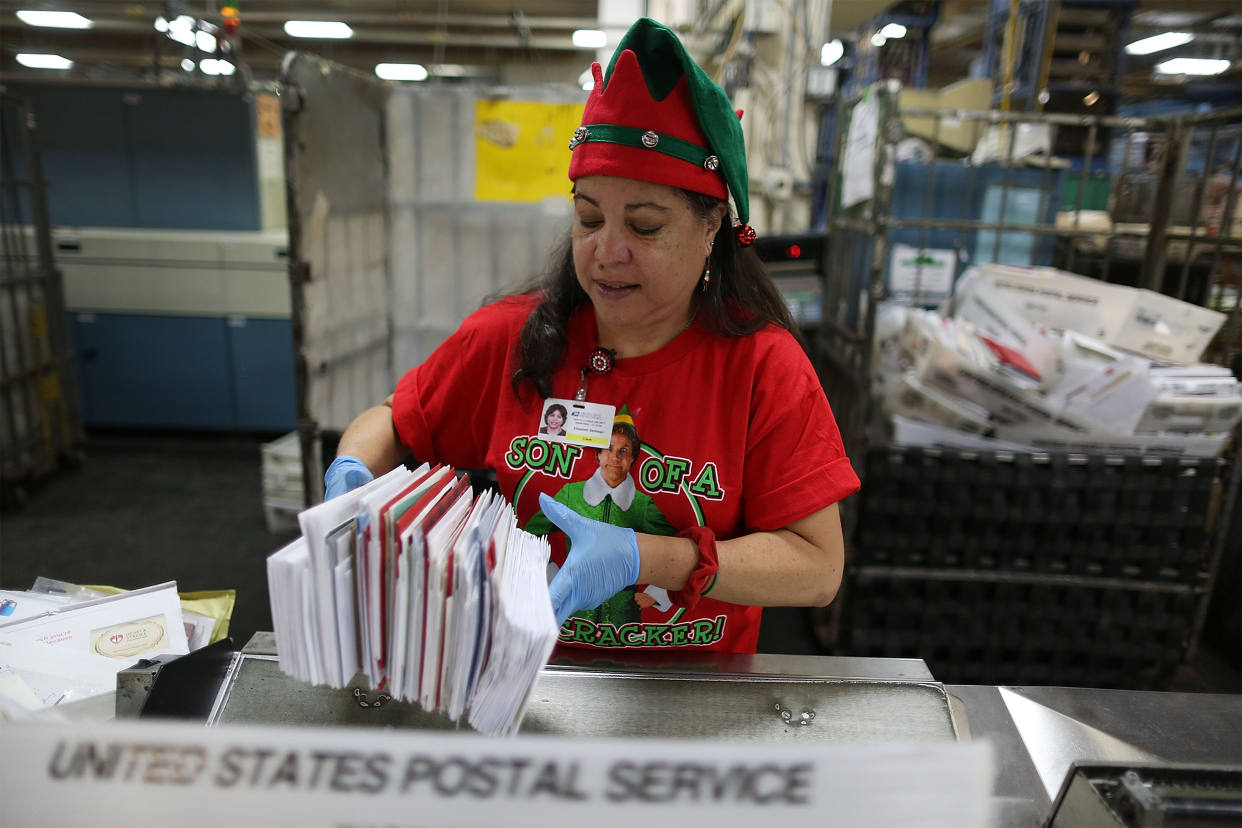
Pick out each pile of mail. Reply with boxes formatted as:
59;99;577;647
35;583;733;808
876;264;1239;457
0;580;191;719
267;463;559;737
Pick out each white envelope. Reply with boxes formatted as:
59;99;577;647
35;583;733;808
0;581;188;662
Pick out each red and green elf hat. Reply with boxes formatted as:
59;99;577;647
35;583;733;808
568;18;755;245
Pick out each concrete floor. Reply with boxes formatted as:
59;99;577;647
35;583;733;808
1;431;1237;694
1;431;292;645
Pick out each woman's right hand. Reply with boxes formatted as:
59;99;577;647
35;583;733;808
324;455;374;500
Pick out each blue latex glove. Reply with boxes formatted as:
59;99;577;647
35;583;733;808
324;455;373;501
540;492;641;626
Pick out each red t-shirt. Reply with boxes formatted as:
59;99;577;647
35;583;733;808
391;296;860;653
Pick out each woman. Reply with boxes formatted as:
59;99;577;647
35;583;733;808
539;403;568;436
326;18;859;653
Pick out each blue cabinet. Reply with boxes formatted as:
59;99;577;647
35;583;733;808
72;313;234;428
228;317;298;432
71;313;296;432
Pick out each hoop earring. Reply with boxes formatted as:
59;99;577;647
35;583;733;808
701;256;711;292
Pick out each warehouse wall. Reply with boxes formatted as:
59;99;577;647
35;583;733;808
7;83;262;231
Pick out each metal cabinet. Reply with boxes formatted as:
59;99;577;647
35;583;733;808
71;312;295;432
228;316;298;432
6;83;260;231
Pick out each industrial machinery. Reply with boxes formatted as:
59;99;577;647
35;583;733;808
54;226;295;431
1047;763;1242;827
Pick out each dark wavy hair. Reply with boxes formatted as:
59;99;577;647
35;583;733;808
509;188;799;400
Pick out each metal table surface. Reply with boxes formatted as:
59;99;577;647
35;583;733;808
205;634;965;745
947;683;1242;827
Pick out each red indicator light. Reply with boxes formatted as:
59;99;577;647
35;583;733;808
788;244;801;259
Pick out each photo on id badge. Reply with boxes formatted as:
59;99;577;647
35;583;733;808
537;400;569;439
526;405;678;626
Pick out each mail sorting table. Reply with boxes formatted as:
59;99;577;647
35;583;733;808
118;633;1241;827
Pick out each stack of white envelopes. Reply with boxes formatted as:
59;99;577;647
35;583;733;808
267;464;559;736
0;582;190;716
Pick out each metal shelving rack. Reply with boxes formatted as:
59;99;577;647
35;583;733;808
0;93;82;502
813;80;1242;688
978;0;1135;114
844;1;941;100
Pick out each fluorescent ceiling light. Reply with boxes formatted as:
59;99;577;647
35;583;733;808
572;29;607;48
871;32;886;47
376;63;427;81
432;64;470;77
1125;32;1193;55
820;39;844;66
200;59;235;76
154;15;168;32
195;30;217;52
880;23;907;39
181;58;195;71
582;80;595;91
16;53;73;69
1154;57;1230;75
284;20;352;38
15;10;91;28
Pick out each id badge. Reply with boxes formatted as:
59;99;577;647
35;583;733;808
537;397;615;448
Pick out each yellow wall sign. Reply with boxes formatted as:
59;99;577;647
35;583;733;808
475;100;585;203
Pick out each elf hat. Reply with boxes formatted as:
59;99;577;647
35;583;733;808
568;18;753;239
613;404;635;429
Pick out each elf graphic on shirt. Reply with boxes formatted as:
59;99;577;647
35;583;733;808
524;405;677;626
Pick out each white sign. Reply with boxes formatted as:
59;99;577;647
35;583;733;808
0;721;994;828
840;90;878;208
889;244;956;298
257;137;283;182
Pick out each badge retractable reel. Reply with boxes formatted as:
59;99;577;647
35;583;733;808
537;348;617;450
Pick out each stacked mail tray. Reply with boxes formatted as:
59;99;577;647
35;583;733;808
841;446;1222;690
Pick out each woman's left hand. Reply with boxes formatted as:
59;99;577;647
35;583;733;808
539;493;641;626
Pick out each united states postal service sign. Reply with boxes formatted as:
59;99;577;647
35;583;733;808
0;721;994;827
